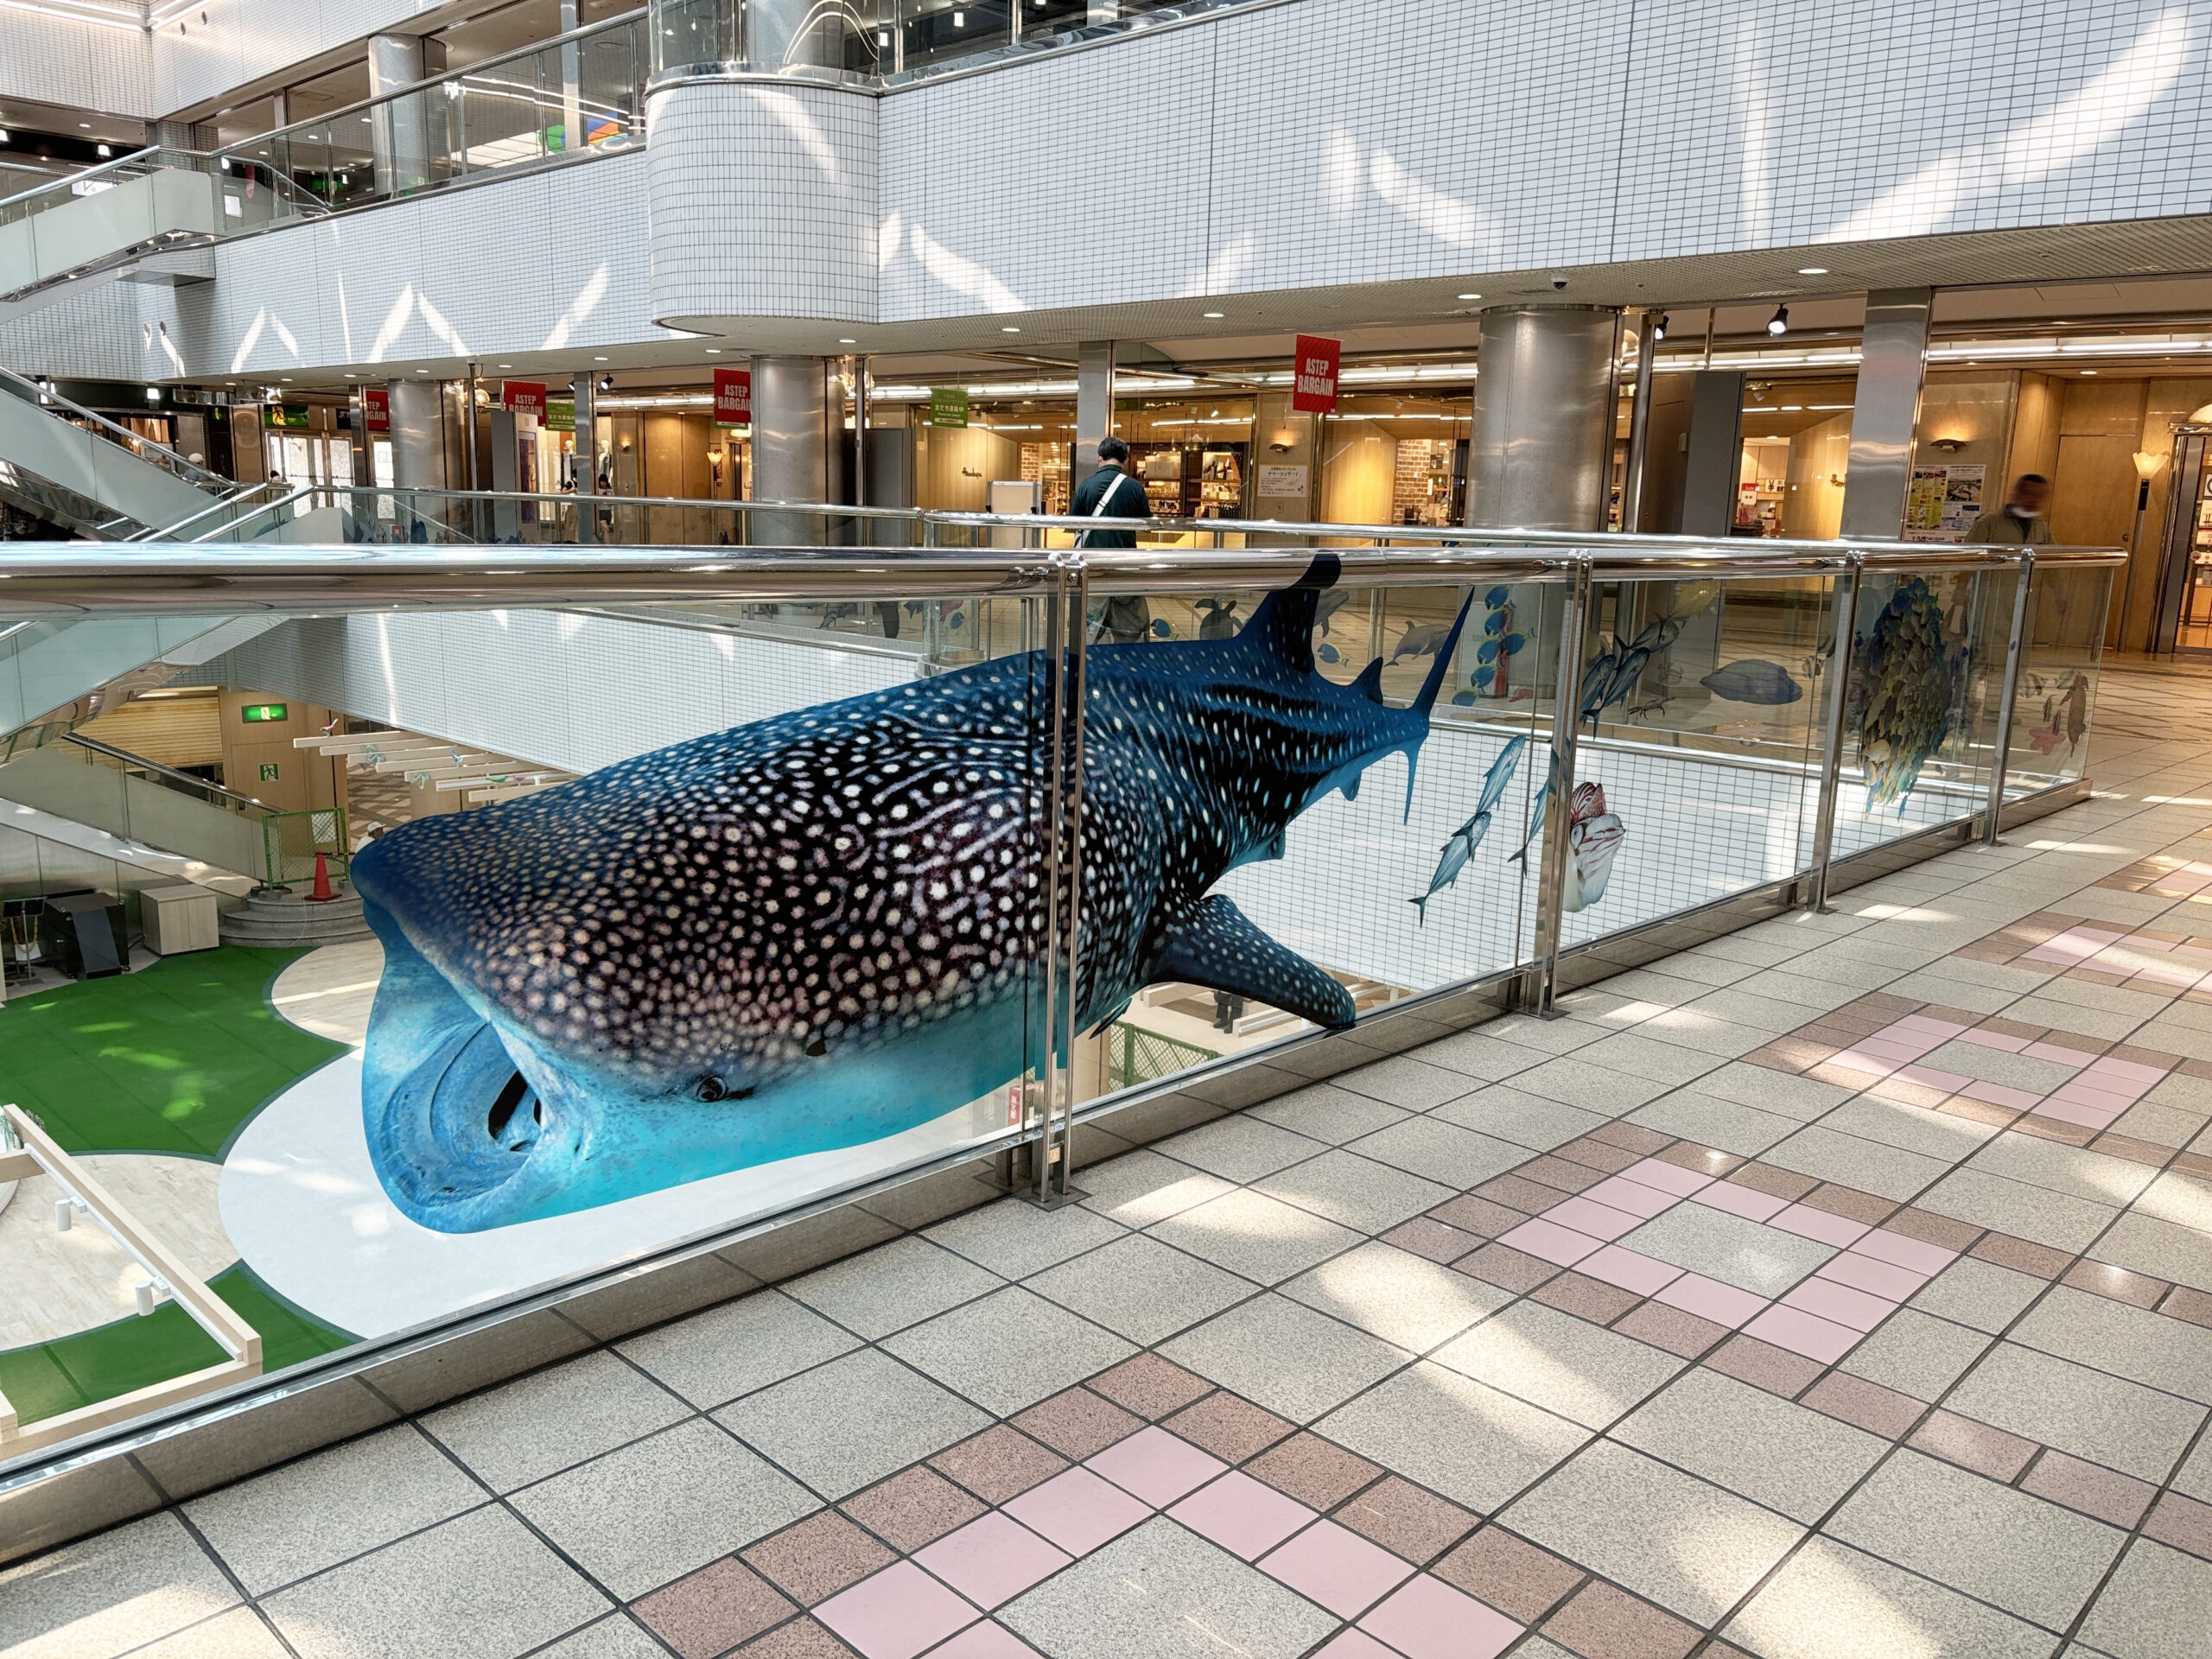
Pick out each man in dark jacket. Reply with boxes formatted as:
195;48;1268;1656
1071;435;1152;641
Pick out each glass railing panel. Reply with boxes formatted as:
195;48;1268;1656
2005;563;2110;798
1826;565;2007;862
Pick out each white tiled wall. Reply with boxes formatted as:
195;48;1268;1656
0;12;154;116
647;82;879;327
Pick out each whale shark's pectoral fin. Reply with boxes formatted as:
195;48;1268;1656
1149;895;1357;1029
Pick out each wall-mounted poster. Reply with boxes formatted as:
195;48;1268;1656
1904;462;1986;541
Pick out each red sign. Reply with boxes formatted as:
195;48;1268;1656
502;380;548;419
1291;334;1342;413
713;366;753;428
361;387;390;433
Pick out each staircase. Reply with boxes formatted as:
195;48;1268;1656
219;887;374;948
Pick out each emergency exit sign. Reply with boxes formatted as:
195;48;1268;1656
241;702;289;722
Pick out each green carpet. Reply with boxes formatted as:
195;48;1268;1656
0;1263;356;1427
0;945;349;1158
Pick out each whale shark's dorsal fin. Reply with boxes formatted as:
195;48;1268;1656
1235;553;1343;675
1351;658;1386;703
1150;895;1357;1030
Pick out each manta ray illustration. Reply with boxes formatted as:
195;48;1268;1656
353;557;1474;1232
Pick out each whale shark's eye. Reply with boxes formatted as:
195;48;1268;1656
696;1075;728;1102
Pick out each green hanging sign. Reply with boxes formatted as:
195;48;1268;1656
926;387;969;429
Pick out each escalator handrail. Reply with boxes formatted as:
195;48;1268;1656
0;364;233;493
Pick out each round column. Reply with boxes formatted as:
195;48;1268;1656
750;355;830;545
1465;305;1620;531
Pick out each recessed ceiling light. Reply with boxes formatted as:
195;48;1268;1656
704;347;721;354
1203;312;1224;319
1458;293;1482;300
1001;326;1020;333
1797;266;1827;275
594;355;608;361
2082;369;2097;375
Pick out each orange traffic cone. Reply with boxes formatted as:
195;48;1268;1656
305;852;337;904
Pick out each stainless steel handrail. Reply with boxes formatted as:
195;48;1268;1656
0;143;162;219
0;537;2125;614
128;480;287;543
58;734;275;816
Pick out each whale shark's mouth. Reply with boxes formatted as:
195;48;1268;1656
358;895;569;1231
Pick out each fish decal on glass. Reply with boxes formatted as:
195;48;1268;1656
1408;736;1527;924
1560;782;1627;912
2026;670;2092;755
1315;588;1352;637
1699;658;1805;705
352;558;1475;1233
1856;575;1968;813
1196;597;1243;639
1391;618;1456;664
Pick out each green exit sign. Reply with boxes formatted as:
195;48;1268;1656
241;702;288;723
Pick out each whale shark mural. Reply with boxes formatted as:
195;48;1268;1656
353;559;1474;1233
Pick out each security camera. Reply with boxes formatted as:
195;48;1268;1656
1550;273;1569;291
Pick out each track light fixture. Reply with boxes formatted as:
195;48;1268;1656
1767;305;1789;336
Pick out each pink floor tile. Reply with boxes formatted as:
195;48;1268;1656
1579;1245;1685;1296
1541;1195;1647;1242
1817;1252;1927;1300
925;1624;1040;1658
1859;1035;1937;1062
2131;963;2201;988
2088;1054;2169;1084
1622;1157;1715;1198
2050;1078;2141;1106
2025;1040;2102;1067
1693;1181;1789;1223
1824;1051;1897;1078
1258;1520;1416;1618
1780;1276;1897;1332
1851;1229;1957;1274
2030;1096;2125;1129
2022;936;2098;963
1956;1027;2030;1052
1087;1427;1230;1508
1897;1065;1972;1093
1358;1573;1523;1659
816;1562;980;1659
1166;1471;1317;1560
913;1512;1071;1611
1958;1080;2044;1112
1312;1634;1402;1659
1744;1302;1862;1364
1768;1204;1870;1247
1579;1175;1678;1219
1003;1468;1153;1556
1496;1217;1605;1268
1895;1014;1971;1039
1653;1272;1769;1328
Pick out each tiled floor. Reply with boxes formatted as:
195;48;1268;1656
9;660;2212;1659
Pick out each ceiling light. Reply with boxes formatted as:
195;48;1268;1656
1203;312;1224;319
705;347;721;354
2082;369;2097;375
1766;305;1789;336
839;338;856;344
1457;293;1482;300
1001;326;1020;333
79;123;90;129
97;143;111;156
1796;266;1827;275
144;386;161;401
1651;313;1669;341
594;355;608;361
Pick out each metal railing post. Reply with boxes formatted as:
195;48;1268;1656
1804;555;1862;912
1055;556;1090;1202
1522;556;1592;1015
1030;555;1078;1206
1983;551;2036;847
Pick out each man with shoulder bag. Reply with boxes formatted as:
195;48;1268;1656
1071;435;1152;643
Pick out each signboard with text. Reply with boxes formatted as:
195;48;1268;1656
503;380;548;419
927;386;969;428
1291;334;1342;413
713;367;753;428
545;399;575;433
362;387;390;433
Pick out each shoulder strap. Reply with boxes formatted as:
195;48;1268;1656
1090;468;1134;517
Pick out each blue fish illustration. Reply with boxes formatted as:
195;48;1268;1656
1700;658;1804;705
353;558;1475;1232
1508;748;1567;868
1408;736;1526;925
